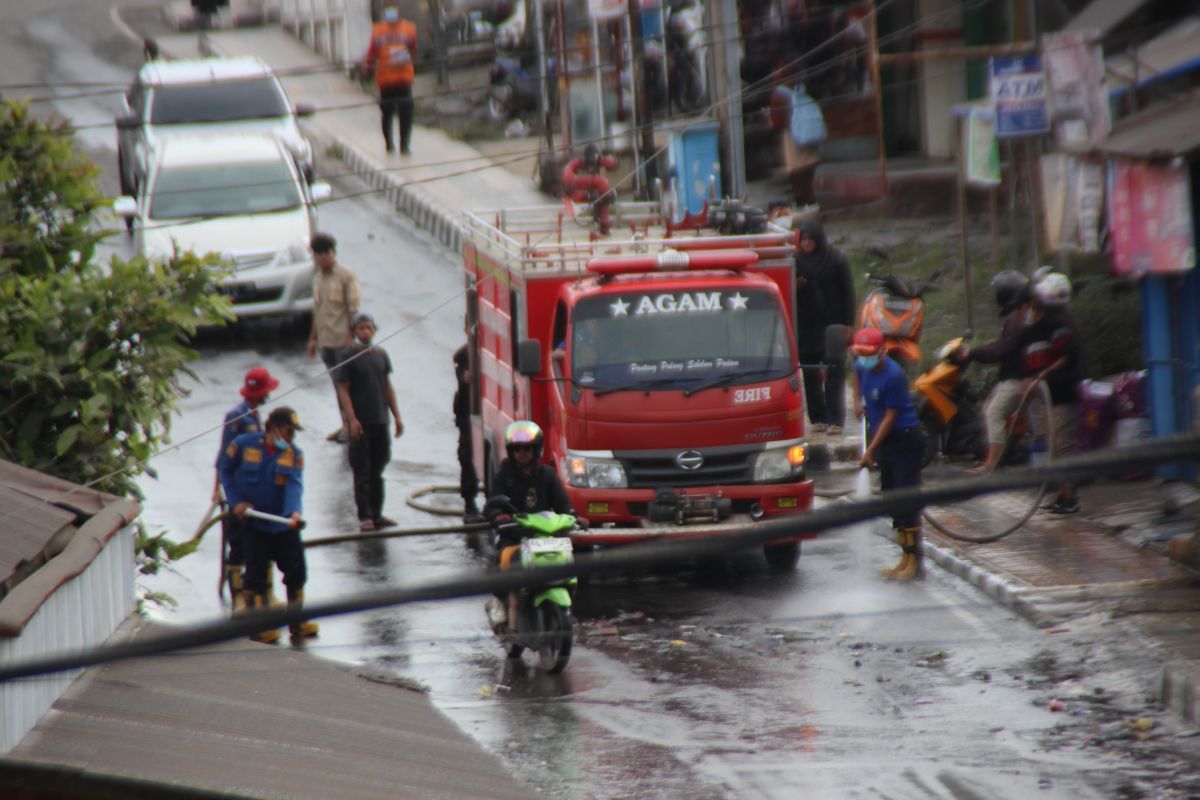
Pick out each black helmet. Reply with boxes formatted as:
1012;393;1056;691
504;420;544;459
991;270;1030;315
583;144;601;171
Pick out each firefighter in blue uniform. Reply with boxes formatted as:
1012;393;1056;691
213;367;278;609
219;406;319;643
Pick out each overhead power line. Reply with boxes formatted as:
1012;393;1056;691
0;434;1196;683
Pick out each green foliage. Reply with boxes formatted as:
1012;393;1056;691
0;100;105;279
0;98;235;578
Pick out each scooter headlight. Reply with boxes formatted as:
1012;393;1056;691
565;452;627;488
753;441;807;482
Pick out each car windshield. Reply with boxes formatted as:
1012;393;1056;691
149;78;289;124
149;160;302;220
571;288;793;389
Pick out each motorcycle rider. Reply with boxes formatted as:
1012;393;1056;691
484;420;574;627
956;271;1034;475
1020;271;1084;514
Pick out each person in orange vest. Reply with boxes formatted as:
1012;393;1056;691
363;2;417;155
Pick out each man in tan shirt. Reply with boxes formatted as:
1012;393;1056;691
307;232;362;442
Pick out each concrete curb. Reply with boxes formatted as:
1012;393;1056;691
327;135;466;253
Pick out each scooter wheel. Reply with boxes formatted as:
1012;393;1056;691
537;603;573;674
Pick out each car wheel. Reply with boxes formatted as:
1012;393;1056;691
763;541;800;571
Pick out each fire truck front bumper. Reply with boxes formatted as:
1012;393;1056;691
567;479;815;547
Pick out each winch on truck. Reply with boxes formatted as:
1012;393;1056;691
461;202;814;569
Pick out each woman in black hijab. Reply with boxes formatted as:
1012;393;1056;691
794;219;855;434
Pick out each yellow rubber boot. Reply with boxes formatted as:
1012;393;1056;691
226;565;247;612
242;592;282;644
880;530;910;578
286;588;319;638
889;528;923;581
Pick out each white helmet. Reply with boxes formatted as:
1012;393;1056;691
1033;272;1071;307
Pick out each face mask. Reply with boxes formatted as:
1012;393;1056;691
272;437;290;450
857;355;880;370
383;8;399;22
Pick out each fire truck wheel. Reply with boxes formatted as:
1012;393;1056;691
763;542;800;571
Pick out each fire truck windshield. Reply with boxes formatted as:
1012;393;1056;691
570;288;793;390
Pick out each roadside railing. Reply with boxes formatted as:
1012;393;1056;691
265;0;351;67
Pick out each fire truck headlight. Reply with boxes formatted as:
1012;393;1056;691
566;453;627;488
753;442;806;482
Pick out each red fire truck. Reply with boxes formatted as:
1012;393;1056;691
462;203;814;568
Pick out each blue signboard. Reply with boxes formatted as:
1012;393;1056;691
989;54;1049;138
668;122;721;219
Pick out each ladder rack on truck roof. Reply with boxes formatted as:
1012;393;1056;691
463;203;796;277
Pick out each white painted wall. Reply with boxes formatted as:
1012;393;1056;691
916;0;966;159
0;525;137;753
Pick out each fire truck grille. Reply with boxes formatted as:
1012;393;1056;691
617;446;759;488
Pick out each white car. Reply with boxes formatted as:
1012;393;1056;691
114;133;332;321
116;56;315;199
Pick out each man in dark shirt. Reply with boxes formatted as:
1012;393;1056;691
453;343;480;520
958;271;1033;474
335;312;404;531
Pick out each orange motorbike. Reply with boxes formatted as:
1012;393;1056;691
859;274;926;369
912;338;985;465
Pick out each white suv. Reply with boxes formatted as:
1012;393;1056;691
116;56;315;199
114;133;331;321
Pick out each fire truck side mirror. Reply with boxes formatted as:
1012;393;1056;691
517;339;542;376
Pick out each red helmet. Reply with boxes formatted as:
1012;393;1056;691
851;327;885;356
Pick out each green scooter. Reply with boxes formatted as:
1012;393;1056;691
487;497;578;674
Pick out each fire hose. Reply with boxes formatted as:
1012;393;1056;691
921;380;1054;544
188;494;490;600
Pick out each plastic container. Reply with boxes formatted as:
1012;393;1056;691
1112;370;1147;419
1076;380;1116;452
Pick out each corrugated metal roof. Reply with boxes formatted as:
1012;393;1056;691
6;623;535;800
1096;97;1200;158
1107;17;1200;98
0;460;139;634
1066;0;1149;35
0;460;112;594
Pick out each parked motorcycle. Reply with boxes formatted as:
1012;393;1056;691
486;497;578;674
858;272;927;370
912;338;985;465
487;56;543;122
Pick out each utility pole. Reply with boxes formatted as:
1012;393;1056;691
429;0;446;86
707;0;744;197
627;0;657;198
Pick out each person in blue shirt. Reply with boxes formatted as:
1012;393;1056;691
212;367;278;610
219;406;318;643
852;327;926;581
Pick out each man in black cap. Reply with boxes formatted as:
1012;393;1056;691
335;312;404;531
218;406;319;642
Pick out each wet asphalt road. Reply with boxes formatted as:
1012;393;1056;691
7;2;1200;797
